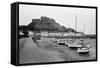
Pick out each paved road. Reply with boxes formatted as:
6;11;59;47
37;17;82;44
19;37;49;64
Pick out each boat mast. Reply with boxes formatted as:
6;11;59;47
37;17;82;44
84;24;85;34
75;15;77;31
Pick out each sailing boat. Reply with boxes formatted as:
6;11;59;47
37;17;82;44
68;15;82;48
77;39;90;54
77;21;90;54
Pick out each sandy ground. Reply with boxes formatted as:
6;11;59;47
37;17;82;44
19;37;96;64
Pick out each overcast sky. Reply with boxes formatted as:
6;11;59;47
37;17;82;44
19;4;96;34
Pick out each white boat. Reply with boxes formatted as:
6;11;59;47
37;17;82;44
57;39;77;46
68;43;82;48
57;40;66;45
51;38;58;42
77;47;90;53
65;42;69;46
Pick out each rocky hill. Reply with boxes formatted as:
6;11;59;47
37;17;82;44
27;16;77;32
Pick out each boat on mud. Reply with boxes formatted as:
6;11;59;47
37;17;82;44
57;39;66;45
77;47;90;54
68;43;82;48
77;39;90;54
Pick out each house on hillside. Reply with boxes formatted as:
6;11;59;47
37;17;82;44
41;31;48;36
63;32;70;36
28;31;33;36
76;32;84;36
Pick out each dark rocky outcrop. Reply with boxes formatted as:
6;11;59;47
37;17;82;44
19;16;78;33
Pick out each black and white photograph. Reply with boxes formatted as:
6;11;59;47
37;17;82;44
17;3;97;64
